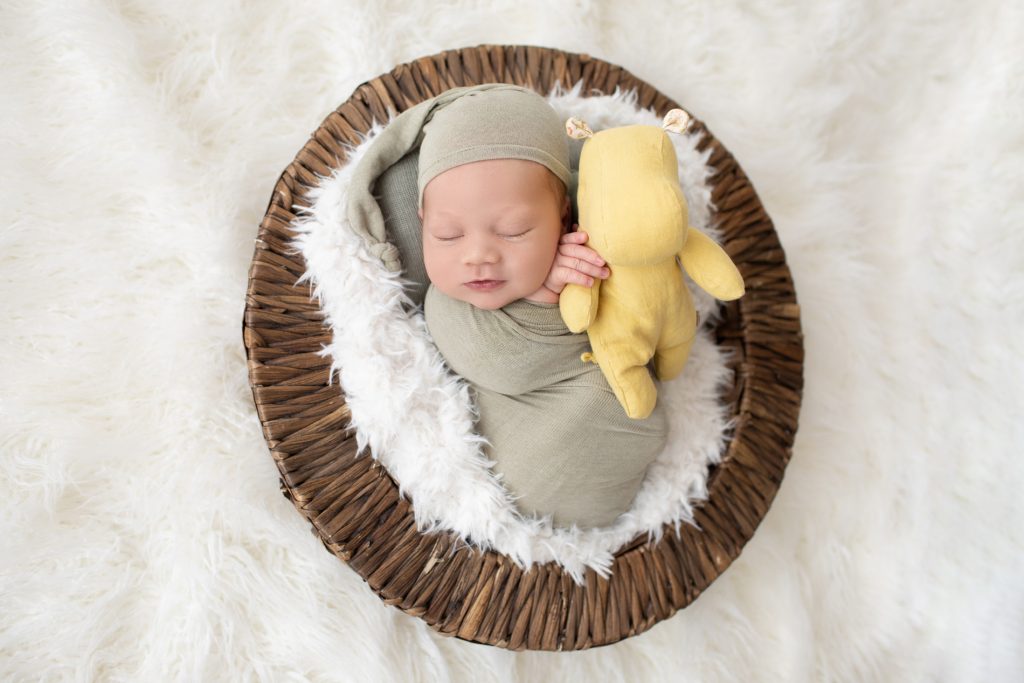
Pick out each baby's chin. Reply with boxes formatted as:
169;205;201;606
457;292;517;310
437;283;522;310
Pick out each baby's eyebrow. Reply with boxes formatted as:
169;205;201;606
425;208;461;221
499;209;539;224
423;206;537;232
494;206;538;223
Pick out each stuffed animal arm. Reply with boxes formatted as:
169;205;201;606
559;108;745;418
560;276;600;333
678;226;745;301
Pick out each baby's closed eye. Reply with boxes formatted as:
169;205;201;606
426;226;462;241
500;228;532;239
430;228;533;241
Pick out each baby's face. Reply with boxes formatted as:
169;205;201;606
420;159;569;310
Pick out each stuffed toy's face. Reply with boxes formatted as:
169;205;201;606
576;125;688;267
419;158;570;310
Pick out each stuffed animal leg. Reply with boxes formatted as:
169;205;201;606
584;279;663;419
649;227;745;381
652;287;698;382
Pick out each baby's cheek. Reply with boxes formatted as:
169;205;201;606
422;246;438;277
428;275;467;303
520;242;559;289
422;245;455;291
539;241;561;273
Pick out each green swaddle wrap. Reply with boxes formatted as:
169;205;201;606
423;284;669;529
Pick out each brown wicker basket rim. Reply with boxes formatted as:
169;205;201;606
243;43;803;651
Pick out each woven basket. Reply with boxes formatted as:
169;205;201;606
243;44;803;651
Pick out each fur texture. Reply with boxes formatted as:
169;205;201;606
1;0;1022;680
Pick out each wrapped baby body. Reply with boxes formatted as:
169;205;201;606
343;82;669;528
424;283;669;529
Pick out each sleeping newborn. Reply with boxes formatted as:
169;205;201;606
414;87;669;530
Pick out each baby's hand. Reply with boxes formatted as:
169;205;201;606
543;227;610;294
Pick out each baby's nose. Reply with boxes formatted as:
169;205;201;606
462;235;500;265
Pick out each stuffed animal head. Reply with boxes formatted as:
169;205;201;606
566;109;694;267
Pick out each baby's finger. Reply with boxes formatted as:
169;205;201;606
558;242;606;268
556;252;610;279
553;265;597;288
560;230;588;245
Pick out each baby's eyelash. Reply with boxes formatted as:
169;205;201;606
432;229;531;241
501;229;531;239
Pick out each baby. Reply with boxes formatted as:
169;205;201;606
411;86;670;529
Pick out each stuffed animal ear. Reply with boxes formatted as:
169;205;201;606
566;117;594;139
662;108;692;134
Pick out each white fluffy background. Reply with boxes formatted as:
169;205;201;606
1;0;1021;680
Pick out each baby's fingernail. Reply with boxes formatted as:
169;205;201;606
602;268;610;276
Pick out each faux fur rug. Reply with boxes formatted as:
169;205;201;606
2;1;1021;680
291;85;732;584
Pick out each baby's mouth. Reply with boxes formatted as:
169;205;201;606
465;279;505;291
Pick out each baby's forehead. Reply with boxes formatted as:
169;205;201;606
428;198;541;218
423;159;561;203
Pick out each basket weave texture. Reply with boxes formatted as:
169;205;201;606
243;44;803;651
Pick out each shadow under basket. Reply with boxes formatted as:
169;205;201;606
243;44;804;651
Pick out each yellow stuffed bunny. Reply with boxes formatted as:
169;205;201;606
560;109;745;419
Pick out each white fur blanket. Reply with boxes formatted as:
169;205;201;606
1;1;1021;680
